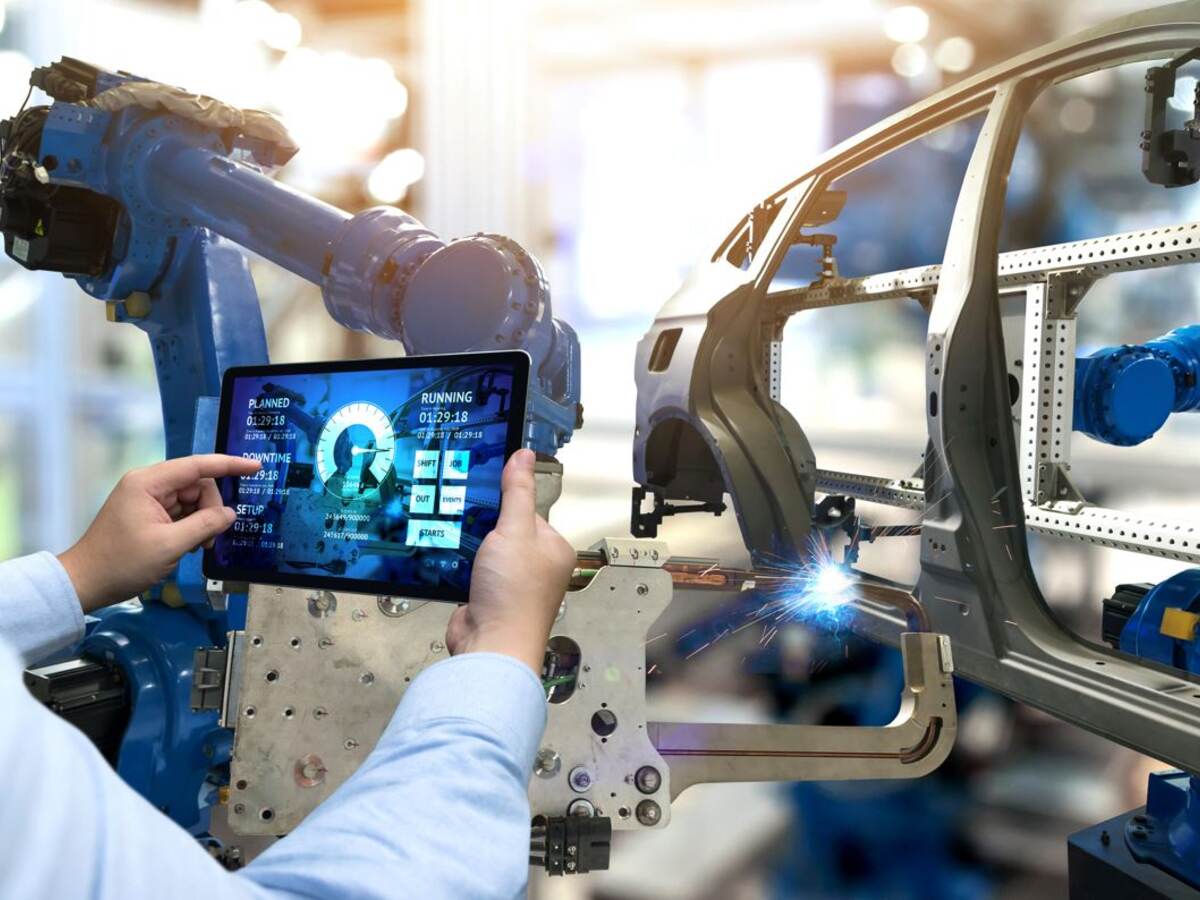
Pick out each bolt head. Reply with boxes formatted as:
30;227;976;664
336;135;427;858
634;765;662;794
635;799;662;826
534;749;561;778
569;766;593;792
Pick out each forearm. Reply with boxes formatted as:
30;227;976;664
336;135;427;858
0;552;85;664
0;638;273;900
242;653;546;900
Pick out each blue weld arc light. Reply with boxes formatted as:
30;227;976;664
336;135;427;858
786;563;860;629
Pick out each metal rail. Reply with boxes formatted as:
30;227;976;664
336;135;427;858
769;220;1200;312
777;222;1200;567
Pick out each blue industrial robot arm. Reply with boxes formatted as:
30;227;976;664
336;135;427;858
17;58;581;459
0;58;580;841
1074;325;1200;446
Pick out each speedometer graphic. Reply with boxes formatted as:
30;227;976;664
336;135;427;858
315;401;395;498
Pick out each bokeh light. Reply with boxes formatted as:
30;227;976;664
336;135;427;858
934;35;975;73
891;42;928;78
883;4;930;44
367;148;426;203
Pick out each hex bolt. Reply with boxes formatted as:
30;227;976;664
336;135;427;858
360;672;375;686
634;765;662;795
636;799;662;826
534;748;561;779
233;803;246;815
569;766;593;793
636;584;649;596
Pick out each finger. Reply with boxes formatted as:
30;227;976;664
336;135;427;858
166;503;183;521
496;449;537;534
143;454;262;496
177;483;202;506
196;477;223;511
445;604;472;655
163;505;237;557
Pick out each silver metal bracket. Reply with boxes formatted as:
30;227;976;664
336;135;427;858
648;631;956;795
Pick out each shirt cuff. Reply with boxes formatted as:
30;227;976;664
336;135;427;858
386;652;547;772
2;552;85;665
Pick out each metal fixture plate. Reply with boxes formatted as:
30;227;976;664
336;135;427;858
228;587;452;834
530;558;673;829
228;550;673;835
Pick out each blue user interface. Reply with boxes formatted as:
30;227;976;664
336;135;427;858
209;357;523;598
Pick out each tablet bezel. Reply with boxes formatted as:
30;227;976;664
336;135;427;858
202;349;531;602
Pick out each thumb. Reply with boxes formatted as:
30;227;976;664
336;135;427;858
165;505;236;556
445;604;471;655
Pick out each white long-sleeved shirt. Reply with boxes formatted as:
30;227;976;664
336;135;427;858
0;551;545;899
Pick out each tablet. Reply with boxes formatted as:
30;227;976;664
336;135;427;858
203;350;530;602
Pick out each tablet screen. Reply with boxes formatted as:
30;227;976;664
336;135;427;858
204;351;530;602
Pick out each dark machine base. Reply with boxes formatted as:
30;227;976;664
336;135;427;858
1069;809;1200;899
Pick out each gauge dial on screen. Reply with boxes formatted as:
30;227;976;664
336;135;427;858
316;402;395;497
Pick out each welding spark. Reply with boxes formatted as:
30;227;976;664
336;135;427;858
736;536;861;642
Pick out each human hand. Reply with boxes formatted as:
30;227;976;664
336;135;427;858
446;449;576;674
58;453;261;612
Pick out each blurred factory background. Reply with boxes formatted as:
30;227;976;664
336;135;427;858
3;0;1197;897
